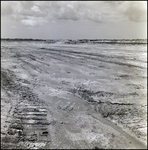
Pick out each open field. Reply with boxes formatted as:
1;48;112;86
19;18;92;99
1;40;147;149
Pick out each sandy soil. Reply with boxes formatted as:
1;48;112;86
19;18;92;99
1;41;147;149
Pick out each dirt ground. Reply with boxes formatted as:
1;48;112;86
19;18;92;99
1;41;147;149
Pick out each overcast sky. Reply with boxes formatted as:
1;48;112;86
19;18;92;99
1;1;147;39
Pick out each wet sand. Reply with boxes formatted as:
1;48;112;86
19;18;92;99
1;41;147;149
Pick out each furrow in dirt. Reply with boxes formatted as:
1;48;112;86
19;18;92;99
39;48;145;69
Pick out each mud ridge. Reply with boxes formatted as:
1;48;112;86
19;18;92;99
68;87;146;142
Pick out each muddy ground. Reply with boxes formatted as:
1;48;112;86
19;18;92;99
1;41;147;149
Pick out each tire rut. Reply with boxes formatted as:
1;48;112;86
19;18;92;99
1;69;51;149
2;99;50;149
39;48;145;69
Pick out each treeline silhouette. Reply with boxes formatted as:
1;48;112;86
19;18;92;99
1;38;147;44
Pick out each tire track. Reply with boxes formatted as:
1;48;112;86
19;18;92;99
1;69;51;149
39;48;145;69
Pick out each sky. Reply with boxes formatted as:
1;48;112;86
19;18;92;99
1;1;147;39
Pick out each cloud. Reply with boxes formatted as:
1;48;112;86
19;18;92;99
117;1;147;22
21;16;47;26
1;1;13;15
21;19;37;26
1;1;147;27
52;2;79;21
31;6;41;13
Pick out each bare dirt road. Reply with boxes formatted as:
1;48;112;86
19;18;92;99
1;41;147;149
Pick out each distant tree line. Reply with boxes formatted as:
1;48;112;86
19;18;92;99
1;38;46;41
1;38;147;44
